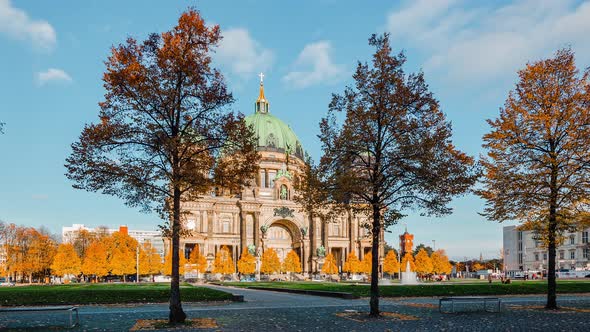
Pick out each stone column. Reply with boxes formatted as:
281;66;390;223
264;169;269;188
240;211;247;253
253;212;261;250
207;210;214;238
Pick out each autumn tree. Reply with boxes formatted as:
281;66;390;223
237;247;256;276
188;245;207;276
108;231;139;281
319;33;477;316
383;250;400;278
321;253;338;275
51;243;81;279
412;244;434;256
212;246;234;276
260;248;281;275
361;252;373;275
471;262;485;272
140;241;163;278
70;229;97;259
401;252;416;272
164;249;186;275
477;48;590;309
64;9;259;323
82;240;110;282
343;251;362;275
282;250;302;279
431;250;452;275
414;248;433;277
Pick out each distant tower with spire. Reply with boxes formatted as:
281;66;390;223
399;227;414;257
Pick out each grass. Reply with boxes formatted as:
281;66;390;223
0;283;233;306
223;280;590;298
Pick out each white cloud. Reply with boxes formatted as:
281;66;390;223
283;41;346;89
216;28;273;78
36;68;72;86
0;0;56;50
385;0;590;83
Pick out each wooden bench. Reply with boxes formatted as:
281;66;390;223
0;306;79;328
439;297;501;313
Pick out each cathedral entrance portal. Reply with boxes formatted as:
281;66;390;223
264;220;301;262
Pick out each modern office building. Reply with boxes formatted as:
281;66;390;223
503;225;590;274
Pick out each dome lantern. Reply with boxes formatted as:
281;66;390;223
255;72;269;114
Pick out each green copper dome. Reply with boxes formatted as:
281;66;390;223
244;80;304;159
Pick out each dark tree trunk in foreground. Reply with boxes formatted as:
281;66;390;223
369;202;381;316
169;188;186;322
319;34;477;317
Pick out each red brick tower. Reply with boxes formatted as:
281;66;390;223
399;228;414;257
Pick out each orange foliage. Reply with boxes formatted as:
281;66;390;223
361;252;372;274
82;240;109;279
401;252;416;272
237;248;256;275
322;253;338;274
260;248;281;275
213;246;234;275
139;241;163;276
188;245;207;274
51;243;81;278
383;250;400;275
343;251;362;274
282;250;302;274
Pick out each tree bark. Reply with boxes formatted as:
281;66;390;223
169;187;187;323
546;192;558;309
369;202;381;317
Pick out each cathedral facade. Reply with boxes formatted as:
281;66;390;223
179;77;383;275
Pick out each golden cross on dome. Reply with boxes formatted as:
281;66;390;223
259;72;265;84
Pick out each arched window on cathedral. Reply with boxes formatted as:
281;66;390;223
266;133;277;148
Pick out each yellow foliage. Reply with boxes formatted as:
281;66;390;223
401;252;416;272
139;242;163;276
282;250;302;273
260;248;281;274
164;248;187;276
383;250;400;275
237;248;256;275
342;251;362;274
321;253;338;274
361;252;372;274
82;240;109;278
51;243;81;277
414;248;433;276
472;262;485;271
188;245;207;274
213;246;234;275
107;231;139;277
431;249;452;274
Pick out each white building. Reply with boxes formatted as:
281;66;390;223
503;225;590;274
62;224;165;257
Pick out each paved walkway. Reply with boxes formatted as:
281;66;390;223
1;285;589;331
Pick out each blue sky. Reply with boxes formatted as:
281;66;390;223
1;0;590;260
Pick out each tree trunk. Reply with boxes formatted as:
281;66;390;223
369;203;381;317
169;187;187;323
546;207;558;309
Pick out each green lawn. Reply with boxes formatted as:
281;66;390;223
0;283;233;306
224;280;590;297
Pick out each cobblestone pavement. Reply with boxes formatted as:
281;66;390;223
1;286;589;331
